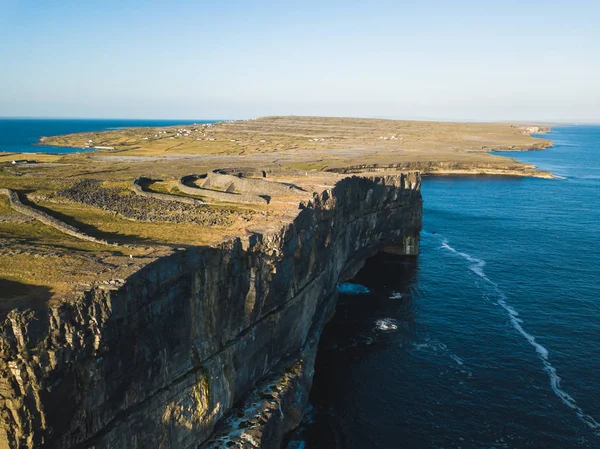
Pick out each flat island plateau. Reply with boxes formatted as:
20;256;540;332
0;116;552;449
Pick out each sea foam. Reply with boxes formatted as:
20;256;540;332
440;237;600;431
375;318;399;331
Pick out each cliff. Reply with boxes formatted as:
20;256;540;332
326;158;554;178
0;173;422;448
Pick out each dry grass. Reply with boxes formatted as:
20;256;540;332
0;153;65;164
42;116;551;160
39;200;235;247
0;116;552;304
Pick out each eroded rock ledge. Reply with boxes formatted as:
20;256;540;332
0;173;422;449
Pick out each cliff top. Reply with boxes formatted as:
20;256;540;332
0;116;551;310
37;116;551;170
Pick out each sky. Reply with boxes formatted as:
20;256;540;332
1;0;599;122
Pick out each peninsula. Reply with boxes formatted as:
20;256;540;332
0;116;552;449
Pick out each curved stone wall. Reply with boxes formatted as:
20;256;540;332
132;177;204;205
209;170;302;196
178;174;268;205
214;167;268;178
0;188;114;246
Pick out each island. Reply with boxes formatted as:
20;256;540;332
0;116;551;449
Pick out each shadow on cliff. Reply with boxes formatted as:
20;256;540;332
0;279;52;320
286;252;420;448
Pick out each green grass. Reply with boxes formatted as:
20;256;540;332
0;116;552;304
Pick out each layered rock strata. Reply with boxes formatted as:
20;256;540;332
0;173;422;449
328;160;554;178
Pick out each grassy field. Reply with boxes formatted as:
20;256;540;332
42;116;551;160
0;116;552;306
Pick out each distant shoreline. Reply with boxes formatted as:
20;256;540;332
2;116;555;178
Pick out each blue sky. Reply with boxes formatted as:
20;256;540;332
1;0;599;121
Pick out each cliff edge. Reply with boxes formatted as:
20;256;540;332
0;173;422;448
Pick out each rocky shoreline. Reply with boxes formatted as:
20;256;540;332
326;160;555;179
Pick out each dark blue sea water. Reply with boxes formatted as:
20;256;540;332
0;118;218;154
294;126;600;449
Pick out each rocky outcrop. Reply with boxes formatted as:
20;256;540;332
328;160;554;178
0;173;422;449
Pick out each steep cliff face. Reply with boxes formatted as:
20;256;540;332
0;174;422;449
327;159;554;178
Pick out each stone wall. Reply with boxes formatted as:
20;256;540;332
59;180;235;226
131;177;204;205
210;171;301;196
0;188;113;246
178;175;268;205
0;173;422;449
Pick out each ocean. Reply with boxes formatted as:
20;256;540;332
294;126;600;449
0;118;218;154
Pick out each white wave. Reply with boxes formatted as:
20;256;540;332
440;238;600;431
414;339;446;352
441;240;487;279
450;354;464;366
375;318;399;331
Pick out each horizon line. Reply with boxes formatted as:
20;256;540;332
0;115;598;126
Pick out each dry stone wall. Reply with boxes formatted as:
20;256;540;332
178;174;268;205
0;188;113;246
209;171;301;196
131;177;204;205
